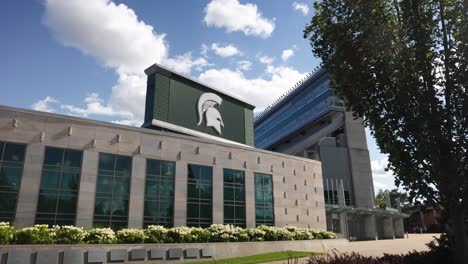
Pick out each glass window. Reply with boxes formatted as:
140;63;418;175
223;168;246;227
254;173;275;226
35;147;82;226
93;153;131;229
186;164;212;227
0;142;26;222
143;159;175;227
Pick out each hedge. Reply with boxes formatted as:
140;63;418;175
0;222;335;245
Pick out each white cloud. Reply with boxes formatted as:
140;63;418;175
259;55;274;65
198;65;306;112
292;2;309;16
165;53;210;74
371;156;398;192
371;157;393;178
32;93;133;119
211;43;241;57
373;180;388;190
236;60;252;71
200;44;209;57
281;49;294;62
44;0;167;75
42;0;206;124
40;0;306;128
204;0;275;38
32;96;60;112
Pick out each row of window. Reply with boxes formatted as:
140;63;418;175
0;142;275;229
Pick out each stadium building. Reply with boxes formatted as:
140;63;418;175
0;64;406;240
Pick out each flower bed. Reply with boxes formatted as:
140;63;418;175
0;222;335;245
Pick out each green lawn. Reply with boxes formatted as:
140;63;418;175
192;251;319;264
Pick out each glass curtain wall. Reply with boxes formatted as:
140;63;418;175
94;153;132;229
36;147;82;225
0;142;26;222
223;168;246;227
254;173;274;226
187;164;212;227
144;159;175;227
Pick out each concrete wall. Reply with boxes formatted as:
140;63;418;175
0;106;326;230
0;239;348;263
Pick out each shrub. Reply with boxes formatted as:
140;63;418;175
307;248;452;264
1;223;335;244
15;224;55;244
189;227;211;242
322;231;336;239
0;222;15;244
84;228;115;244
208;224;249;242
257;225;280;241
166;226;193;243
144;225;167;243
54;226;86;244
116;228;146;243
247;228;266;241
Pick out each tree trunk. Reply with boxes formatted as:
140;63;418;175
449;203;468;264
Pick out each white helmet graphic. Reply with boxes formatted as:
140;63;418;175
197;93;224;135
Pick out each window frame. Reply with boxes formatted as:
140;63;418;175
0;141;27;223
223;168;246;227
143;158;176;228
254;172;275;226
186;164;213;228
35;146;83;226
93;152;132;229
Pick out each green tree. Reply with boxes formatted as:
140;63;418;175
304;0;467;262
375;190;387;209
375;189;411;209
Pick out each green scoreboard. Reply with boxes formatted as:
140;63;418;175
143;64;255;146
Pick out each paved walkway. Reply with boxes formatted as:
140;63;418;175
268;233;440;264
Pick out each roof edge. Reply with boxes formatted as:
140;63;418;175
254;67;327;125
0;104;320;165
145;63;255;109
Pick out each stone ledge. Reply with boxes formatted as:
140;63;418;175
0;239;347;263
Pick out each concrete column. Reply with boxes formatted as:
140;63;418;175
128;156;146;229
339;212;348;239
363;215;377;240
383;217;395;239
173;161;187;227
245;171;255;228
212;167;223;224
344;112;374;208
75;150;99;228
15;143;45;227
393;218;405;238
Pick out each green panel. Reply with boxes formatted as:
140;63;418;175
144;73;156;124
154;73;170;122
168;76;245;143
146;65;255;145
244;108;254;146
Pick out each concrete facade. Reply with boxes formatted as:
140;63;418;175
0;105;326;230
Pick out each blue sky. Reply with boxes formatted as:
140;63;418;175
1;0;395;191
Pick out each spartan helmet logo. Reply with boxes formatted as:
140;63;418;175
197;93;224;135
